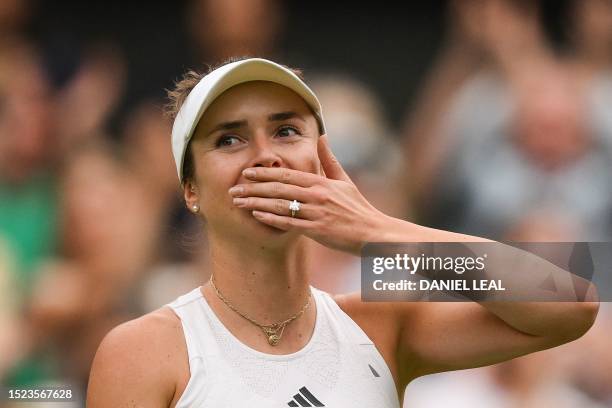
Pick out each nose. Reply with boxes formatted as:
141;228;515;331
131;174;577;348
249;136;283;168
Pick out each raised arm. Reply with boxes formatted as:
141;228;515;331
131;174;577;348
228;134;600;386
367;218;599;380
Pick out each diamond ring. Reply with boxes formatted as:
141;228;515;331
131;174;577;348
289;200;301;218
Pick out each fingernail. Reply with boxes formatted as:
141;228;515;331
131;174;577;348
252;210;264;218
228;186;244;196
243;169;256;178
233;197;247;206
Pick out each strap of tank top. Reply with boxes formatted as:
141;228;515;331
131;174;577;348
312;287;375;346
165;287;222;359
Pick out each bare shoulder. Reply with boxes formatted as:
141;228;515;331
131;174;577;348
87;307;187;408
332;292;399;327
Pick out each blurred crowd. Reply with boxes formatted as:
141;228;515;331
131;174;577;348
0;0;611;406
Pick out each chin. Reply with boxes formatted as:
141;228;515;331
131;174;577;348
262;223;286;233
225;209;300;246
250;214;287;234
247;212;306;244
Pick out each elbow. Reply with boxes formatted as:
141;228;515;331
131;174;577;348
562;281;601;342
574;282;601;338
577;299;600;336
558;300;600;343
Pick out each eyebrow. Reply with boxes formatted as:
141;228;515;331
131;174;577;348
207;112;305;137
208;120;248;135
268;111;304;122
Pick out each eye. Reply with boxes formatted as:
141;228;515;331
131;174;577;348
277;126;300;138
215;135;241;147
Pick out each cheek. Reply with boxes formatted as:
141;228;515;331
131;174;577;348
292;138;321;175
195;158;240;209
310;154;322;175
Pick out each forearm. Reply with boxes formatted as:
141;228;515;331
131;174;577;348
369;215;600;339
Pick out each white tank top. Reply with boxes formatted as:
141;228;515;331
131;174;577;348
165;286;400;407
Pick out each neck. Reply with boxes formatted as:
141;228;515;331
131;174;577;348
205;230;312;323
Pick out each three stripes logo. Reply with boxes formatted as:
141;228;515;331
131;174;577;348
286;386;325;407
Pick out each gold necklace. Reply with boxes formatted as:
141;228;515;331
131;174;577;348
209;274;312;346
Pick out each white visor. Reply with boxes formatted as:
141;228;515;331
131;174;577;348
171;58;326;183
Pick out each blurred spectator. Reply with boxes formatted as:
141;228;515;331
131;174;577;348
404;306;612;408
54;45;127;149
306;74;409;293
402;0;612;241
3;141;157;393
566;0;612;82
565;304;612;405
187;0;284;64
122;100;204;309
0;0;31;47
0;42;59;294
430;60;612;240
309;75;409;218
402;0;552;218
122;101;190;261
401;1;612;405
565;0;612;165
0;236;29;380
406;347;608;408
404;367;507;408
122;102;176;206
56;141;157;283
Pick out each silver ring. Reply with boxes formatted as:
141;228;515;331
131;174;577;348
289;199;301;218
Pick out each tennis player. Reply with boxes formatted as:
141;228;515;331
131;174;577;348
87;58;599;407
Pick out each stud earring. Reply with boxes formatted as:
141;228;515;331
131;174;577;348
191;204;200;213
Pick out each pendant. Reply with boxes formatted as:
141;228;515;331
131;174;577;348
262;324;284;346
268;334;280;346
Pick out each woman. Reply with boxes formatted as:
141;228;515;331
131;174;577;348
87;58;598;407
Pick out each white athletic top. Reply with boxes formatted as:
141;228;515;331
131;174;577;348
165;286;400;408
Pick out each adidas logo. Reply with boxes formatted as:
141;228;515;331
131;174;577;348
286;386;325;407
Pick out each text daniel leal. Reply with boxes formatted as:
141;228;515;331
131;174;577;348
373;279;506;291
